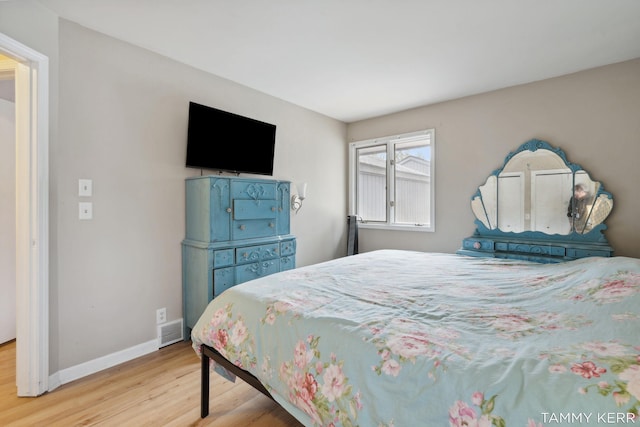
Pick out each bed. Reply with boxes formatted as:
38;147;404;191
192;249;640;426
189;140;637;426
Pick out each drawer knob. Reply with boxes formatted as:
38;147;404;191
271;206;277;212
473;241;481;249
269;222;275;228
226;207;232;213
239;224;246;230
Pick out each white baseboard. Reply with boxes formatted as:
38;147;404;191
48;339;158;391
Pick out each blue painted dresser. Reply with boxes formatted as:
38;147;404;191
182;176;296;334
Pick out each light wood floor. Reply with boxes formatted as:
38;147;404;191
0;340;303;427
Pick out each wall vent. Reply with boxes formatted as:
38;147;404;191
157;318;183;348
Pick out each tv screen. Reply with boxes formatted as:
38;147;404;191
186;102;276;175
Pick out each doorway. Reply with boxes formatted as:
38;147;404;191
0;32;49;397
0;56;16;345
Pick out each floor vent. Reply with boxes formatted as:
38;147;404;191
158;318;183;348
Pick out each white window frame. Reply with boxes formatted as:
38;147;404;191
349;129;435;232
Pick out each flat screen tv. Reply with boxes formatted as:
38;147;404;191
186;101;276;175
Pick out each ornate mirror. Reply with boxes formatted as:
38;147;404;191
459;139;614;262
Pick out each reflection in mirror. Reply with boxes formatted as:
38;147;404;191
471;176;497;229
471;142;613;236
497;172;525;232
569;171;613;234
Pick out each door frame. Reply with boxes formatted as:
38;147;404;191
0;32;50;397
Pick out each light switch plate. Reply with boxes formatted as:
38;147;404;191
79;202;93;220
79;179;92;197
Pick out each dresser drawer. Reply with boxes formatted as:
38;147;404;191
463;238;494;251
503;243;565;256
566;248;611;258
213;249;234;268
231;181;277;200
280;239;296;256
236;243;280;265
233;199;278;220
232;219;277;240
235;259;279;283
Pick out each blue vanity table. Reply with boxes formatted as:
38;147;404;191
182;176;296;334
458;139;614;263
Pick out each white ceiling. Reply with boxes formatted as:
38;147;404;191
36;0;640;122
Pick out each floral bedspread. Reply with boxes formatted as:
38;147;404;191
191;250;640;426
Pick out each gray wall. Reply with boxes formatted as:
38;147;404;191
52;20;346;370
1;2;347;373
348;58;640;259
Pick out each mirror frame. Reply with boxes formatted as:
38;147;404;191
470;139;613;244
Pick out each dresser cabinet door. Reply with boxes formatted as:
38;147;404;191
213;267;235;297
276;182;291;236
209;179;232;241
186;177;231;242
280;255;295;271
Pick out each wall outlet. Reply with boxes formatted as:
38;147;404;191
156;308;167;324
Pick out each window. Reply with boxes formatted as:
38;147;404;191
349;129;434;231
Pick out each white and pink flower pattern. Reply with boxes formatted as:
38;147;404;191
449;393;548;427
448;392;501;427
278;336;362;426
201;303;256;370
567;271;640;304
546;340;640;417
619;365;640;401
480;308;589;340
188;251;640;426
449;399;492;427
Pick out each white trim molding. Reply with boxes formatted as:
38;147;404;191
0;32;50;397
49;340;159;389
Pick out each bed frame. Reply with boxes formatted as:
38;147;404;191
200;344;276;418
